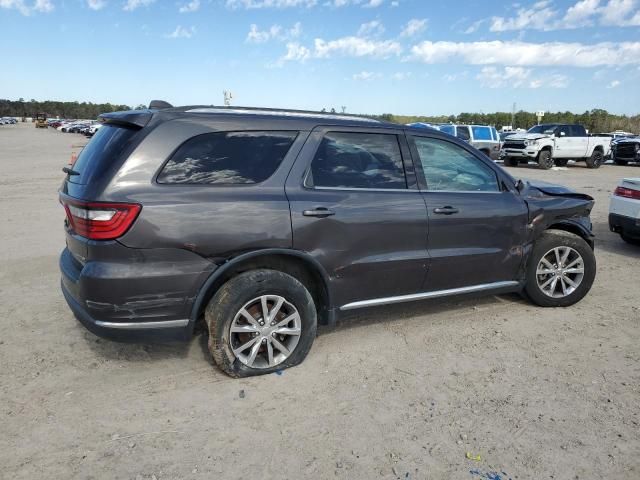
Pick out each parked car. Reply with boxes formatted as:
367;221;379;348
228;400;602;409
438;124;501;160
609;178;640;245
501;124;611;169
611;136;640;166
59;103;597;377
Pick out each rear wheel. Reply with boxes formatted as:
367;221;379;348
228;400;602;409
621;234;640;246
586;150;604;169
525;230;596;307
537;150;554;170
206;269;317;377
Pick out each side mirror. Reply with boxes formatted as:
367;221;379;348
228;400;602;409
515;179;525;192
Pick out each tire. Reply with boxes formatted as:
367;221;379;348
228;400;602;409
537;150;554;170
554;158;569;167
621;234;640;246
613;157;628;166
585;150;604;169
206;269;317;377
525;230;596;307
504;156;518;167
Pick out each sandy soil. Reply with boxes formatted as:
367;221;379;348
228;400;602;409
1;122;638;480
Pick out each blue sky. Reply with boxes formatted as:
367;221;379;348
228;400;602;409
1;0;639;115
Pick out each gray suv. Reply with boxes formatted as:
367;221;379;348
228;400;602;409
60;103;597;377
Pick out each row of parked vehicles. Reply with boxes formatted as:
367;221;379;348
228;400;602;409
46;118;102;136
0;117;18;124
410;122;638;169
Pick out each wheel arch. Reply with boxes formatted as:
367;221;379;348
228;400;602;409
189;249;334;333
544;221;594;249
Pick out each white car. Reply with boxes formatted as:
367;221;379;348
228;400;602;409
609;178;640;245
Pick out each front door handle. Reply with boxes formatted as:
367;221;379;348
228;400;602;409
433;206;459;215
303;207;335;218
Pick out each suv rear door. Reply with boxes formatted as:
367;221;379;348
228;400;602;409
407;133;528;292
285;126;429;309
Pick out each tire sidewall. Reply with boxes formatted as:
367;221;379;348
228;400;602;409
538;150;553;169
587;150;603;169
206;269;317;377
525;231;596;307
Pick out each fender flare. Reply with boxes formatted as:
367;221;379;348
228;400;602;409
188;248;335;331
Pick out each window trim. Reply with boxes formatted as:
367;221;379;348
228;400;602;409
303;130;412;192
154;130;300;187
407;133;504;194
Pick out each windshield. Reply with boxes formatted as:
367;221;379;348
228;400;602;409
528;124;557;135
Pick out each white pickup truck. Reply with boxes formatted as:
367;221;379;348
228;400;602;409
501;124;611;170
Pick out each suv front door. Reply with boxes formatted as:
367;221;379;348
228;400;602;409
408;134;528;292
285;127;429;309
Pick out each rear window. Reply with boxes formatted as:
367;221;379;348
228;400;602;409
471;126;493;141
157;131;297;185
70;125;138;184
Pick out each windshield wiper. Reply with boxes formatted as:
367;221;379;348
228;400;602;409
62;166;80;176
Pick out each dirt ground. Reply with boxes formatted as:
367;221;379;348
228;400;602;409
1;122;639;480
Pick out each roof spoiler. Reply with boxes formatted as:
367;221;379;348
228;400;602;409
149;100;173;109
99;110;152;129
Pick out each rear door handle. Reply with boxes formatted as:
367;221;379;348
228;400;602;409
303;207;335;218
433;206;459;215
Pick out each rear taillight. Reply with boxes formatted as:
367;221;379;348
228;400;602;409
614;186;640;200
60;195;141;240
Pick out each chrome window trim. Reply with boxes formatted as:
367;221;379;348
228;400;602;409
339;281;520;311
95;319;189;330
309;186;417;193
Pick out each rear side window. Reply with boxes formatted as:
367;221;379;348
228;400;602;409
307;132;407;190
71;125;138;185
570;125;587;137
412;136;499;192
456;126;471;141
471;126;492;141
439;125;454;136
158;131;298;185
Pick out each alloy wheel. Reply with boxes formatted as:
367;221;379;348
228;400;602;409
535;246;585;298
229;295;301;369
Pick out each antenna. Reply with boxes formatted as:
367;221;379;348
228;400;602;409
223;90;233;106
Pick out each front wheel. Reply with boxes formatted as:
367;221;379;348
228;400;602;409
537;150;554;169
206;269;317;377
586;150;604;169
525;230;596;307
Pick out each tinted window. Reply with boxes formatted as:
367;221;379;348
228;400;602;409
308;132;407;189
528;124;559;134
71;125;138;185
456;126;471;141
557;125;571;137
570;125;587;137
471;126;492;141
158;131;297;185
439;125;455;136
412;137;499;192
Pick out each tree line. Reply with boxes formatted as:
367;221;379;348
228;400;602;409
1;98;638;134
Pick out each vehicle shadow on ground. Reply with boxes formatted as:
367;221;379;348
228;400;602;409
591;221;640;258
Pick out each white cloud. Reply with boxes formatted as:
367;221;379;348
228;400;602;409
179;0;199;12
409;40;640;67
392;71;411;80
0;0;53;14
363;0;383;7
400;18;427;37
280;42;311;62
123;0;155;11
165;25;196;38
352;71;381;80
247;22;302;42
607;79;621;88
489;0;640;31
314;36;402;58
226;0;316;8
477;66;568;88
443;71;468;82
87;0;106;10
357;20;385;37
464;19;484;34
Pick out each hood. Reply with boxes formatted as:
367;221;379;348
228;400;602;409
505;133;550;141
523;178;594;201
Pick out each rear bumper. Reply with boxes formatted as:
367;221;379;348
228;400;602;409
59;244;215;342
609;213;640;239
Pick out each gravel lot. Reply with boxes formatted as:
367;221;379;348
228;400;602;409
1;122;639;480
